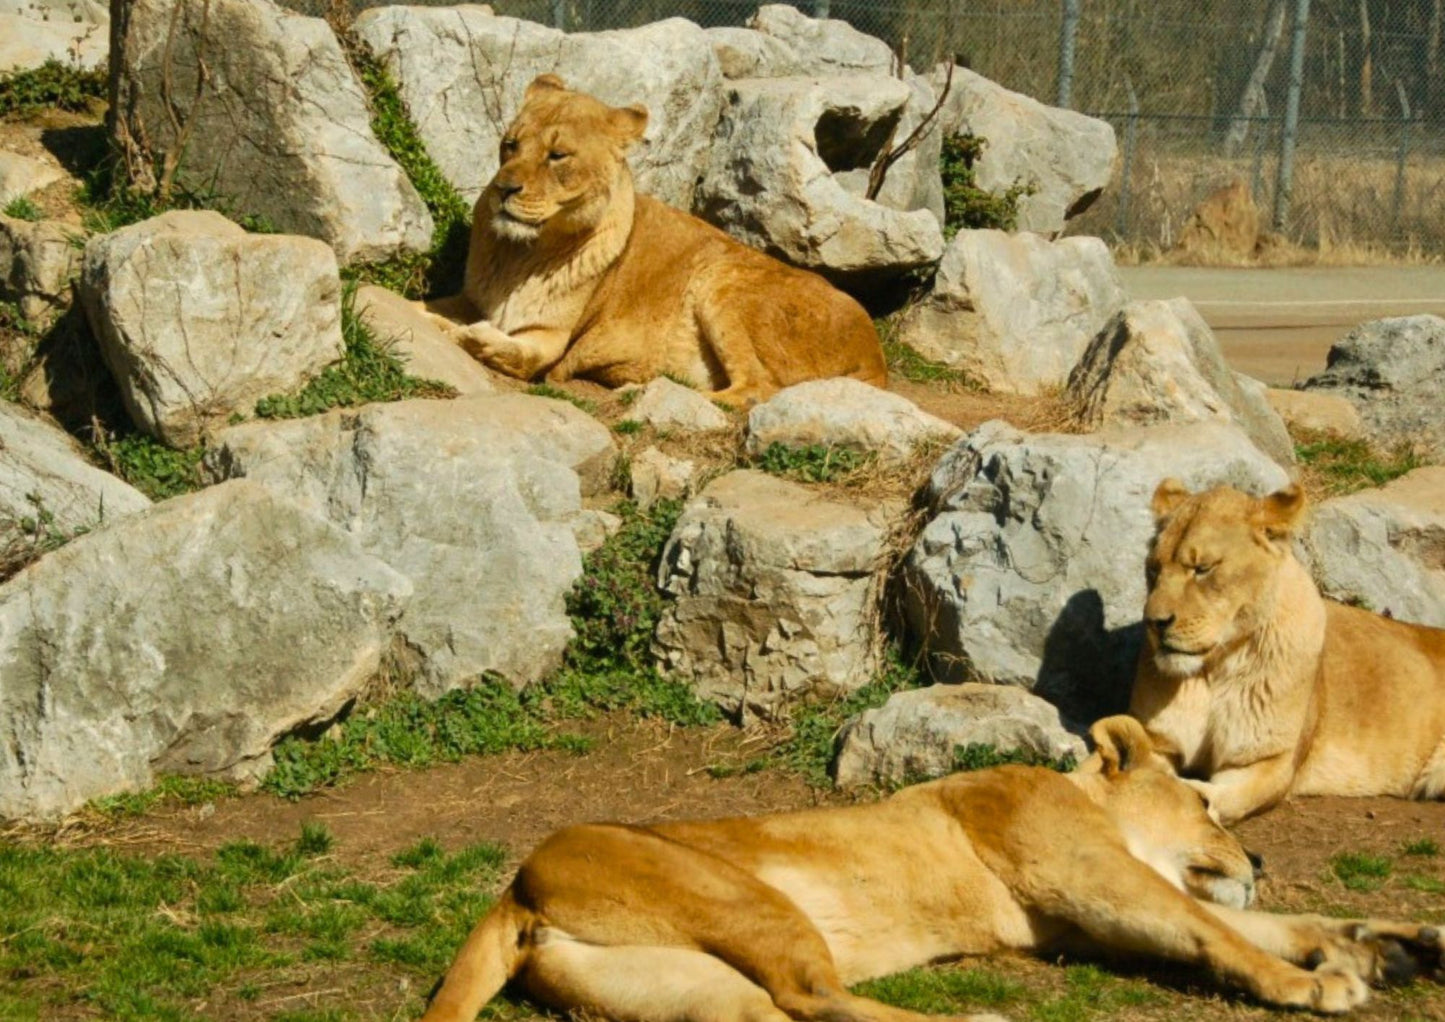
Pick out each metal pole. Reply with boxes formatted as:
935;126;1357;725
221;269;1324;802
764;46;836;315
1058;0;1081;108
1393;80;1413;232
1115;78;1139;238
1272;0;1312;231
552;0;566;30
814;0;831;18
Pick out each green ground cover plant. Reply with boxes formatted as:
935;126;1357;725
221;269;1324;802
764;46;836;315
0;59;106;118
2;195;42;221
1295;435;1421;496
753;441;873;484
525;382;598;415
940;134;1029;238
94;433;205;501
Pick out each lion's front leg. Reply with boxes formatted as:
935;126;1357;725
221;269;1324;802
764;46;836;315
447;320;572;381
1191;751;1298;825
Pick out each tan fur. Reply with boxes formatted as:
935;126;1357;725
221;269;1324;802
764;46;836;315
432;74;887;407
419;717;1442;1022
1131;481;1445;824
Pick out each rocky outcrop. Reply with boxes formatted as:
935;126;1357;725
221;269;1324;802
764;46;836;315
0;401;150;550
353;285;494;396
746;4;893;76
80;211;344;447
934;65;1116;236
204;395;616;696
1304;315;1445;457
654;470;892;722
894;229;1125;394
354;7;723;210
834;683;1087;788
745;378;959;465
901;421;1289;718
1304;466;1445;628
0;480;411;822
1266;388;1364;440
630;447;698;509
1067;298;1294;466
695;75;944;285
0;214;80;322
0;152;65;208
0;0;108;72
111;0;432;264
623;376;731;432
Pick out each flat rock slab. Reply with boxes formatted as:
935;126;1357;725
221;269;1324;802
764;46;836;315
354;285;494;396
834;683;1088;788
745;378;960;465
0;480;411;822
0;0;107;72
624;377;731;432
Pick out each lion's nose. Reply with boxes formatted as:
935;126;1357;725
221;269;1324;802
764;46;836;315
1247;850;1265;878
1147;613;1175;635
497;181;522;199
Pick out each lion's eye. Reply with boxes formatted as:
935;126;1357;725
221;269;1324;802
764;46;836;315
548;150;571;162
1193;562;1216;578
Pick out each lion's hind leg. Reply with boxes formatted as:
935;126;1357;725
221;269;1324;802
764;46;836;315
1409;735;1445;800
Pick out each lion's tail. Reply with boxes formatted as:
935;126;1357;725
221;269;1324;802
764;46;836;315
420;887;529;1022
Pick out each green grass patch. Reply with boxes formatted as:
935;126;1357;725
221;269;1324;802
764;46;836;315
0;824;506;1020
0;58;106;118
857;963;1025;1011
753;441;873;484
2;195;41;221
1402;837;1440;857
93;432;205;501
951;743;1078;774
1402;874;1445;894
0;491;95;580
881;335;969;386
1330;851;1393;892
526;382;598;415
254;282;454;419
613;418;644;435
88;775;237;819
1295;435;1421;496
940;134;1030;238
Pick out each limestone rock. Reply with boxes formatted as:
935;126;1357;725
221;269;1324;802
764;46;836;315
1067;298;1294;466
0;401;150;553
630;447;697;509
834;684;1088;788
0;0;107;72
1304;315;1445;456
570;508;621;555
895;229;1125;395
1266;388;1364;440
695;75;944;285
204;395;616;695
0;152;65;208
745;378;960;465
902;421;1289;718
354;7;723;210
623;376;731;432
746;4;893;76
654;470;892;722
111;0;432;264
0;480;411;822
705;25;803;79
0;214;80;321
354;285;494;396
934;65;1116;236
1303;466;1445;628
80;211;344;447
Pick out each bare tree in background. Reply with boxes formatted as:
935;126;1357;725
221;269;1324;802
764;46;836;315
1358;0;1374;114
1224;0;1287;155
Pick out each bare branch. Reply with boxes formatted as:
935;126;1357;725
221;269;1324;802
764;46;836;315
865;59;953;203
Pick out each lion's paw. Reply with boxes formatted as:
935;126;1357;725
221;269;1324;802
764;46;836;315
1310;922;1445;986
1309;964;1370;1014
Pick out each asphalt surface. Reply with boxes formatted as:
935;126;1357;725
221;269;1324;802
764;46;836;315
1117;266;1445;386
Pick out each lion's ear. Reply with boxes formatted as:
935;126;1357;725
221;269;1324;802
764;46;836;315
1088;715;1154;777
609;103;649;144
1251;484;1307;540
526;73;568;99
1151;478;1190;522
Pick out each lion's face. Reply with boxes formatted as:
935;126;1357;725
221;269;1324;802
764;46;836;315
486;74;648;245
1142;480;1307;679
1078;717;1258;908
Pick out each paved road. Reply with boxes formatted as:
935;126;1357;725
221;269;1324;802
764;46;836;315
1117;266;1445;385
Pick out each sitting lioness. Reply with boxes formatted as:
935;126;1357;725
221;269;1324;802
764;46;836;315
1131;480;1445;824
433;74;887;406
419;717;1442;1022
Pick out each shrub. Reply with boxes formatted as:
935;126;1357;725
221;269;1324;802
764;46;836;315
940;135;1029;237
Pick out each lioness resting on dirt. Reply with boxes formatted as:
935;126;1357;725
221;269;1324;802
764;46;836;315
430;74;888;407
419;716;1442;1022
1131;480;1445;825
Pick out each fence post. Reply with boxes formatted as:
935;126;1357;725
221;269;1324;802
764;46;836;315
1272;0;1312;231
552;0;566;30
1115;78;1139;238
1393;80;1413;232
1057;0;1080;108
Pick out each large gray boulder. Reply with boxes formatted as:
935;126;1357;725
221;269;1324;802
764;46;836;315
1303;466;1445;628
745;378;960;466
0;152;66;209
834;683;1087;789
111;0;432;264
624;376;731;432
80;210;344;448
0;214;80;323
695;74;944;285
0;401;150;556
902;421;1290;718
204;395;616;696
934;65;1116;237
353;285;495;397
654;470;892;722
1067;298;1294;466
746;4;893;76
354;7;723;210
0;480;411;822
0;0;107;72
894;228;1125;395
1304;315;1445;457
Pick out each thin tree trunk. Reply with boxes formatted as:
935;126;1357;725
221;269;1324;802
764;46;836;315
1225;0;1288;155
1359;0;1374;116
1429;0;1442;117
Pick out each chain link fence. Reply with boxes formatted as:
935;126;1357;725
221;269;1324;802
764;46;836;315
308;0;1445;254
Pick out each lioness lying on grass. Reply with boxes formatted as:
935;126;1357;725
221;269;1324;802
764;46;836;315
419;717;1441;1022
